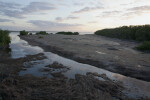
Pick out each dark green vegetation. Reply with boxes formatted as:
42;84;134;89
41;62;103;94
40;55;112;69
29;33;32;35
95;25;150;51
0;95;2;100
136;41;150;51
38;36;43;38
56;32;79;35
20;30;29;35
36;31;48;35
0;29;11;49
95;25;150;41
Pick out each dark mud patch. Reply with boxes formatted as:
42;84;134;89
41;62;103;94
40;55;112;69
0;50;46;80
107;47;119;50
45;62;69;69
38;62;70;78
0;50;47;100
51;72;65;78
38;68;52;72
0;52;46;79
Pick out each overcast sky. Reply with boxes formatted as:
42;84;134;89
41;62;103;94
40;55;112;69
0;0;150;32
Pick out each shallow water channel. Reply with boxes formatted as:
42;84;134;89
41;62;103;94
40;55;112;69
9;32;150;99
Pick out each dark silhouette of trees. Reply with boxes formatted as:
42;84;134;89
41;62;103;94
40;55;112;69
36;31;48;35
95;25;150;41
20;30;29;35
56;32;79;35
0;29;11;49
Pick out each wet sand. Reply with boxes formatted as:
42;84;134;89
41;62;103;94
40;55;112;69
20;34;150;81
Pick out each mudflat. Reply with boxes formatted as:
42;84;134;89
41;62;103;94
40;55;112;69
20;34;150;81
0;51;124;100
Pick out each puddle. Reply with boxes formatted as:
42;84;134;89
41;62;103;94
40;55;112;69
9;32;150;99
96;51;106;54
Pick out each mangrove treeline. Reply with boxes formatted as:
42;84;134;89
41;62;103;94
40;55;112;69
19;31;79;36
56;32;79;35
0;29;11;49
95;25;150;41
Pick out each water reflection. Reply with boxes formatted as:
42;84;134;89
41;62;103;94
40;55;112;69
9;32;43;58
20;60;53;78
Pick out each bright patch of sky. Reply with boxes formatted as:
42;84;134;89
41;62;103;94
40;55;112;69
0;0;150;32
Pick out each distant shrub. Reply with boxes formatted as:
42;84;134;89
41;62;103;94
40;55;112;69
0;29;11;49
136;41;150;51
20;30;28;35
95;25;150;41
36;31;48;35
56;32;79;35
38;36;43;38
0;95;2;100
29;33;32;35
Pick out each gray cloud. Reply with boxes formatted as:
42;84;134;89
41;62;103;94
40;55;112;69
22;2;55;13
66;16;79;19
122;5;150;19
102;11;122;17
73;3;84;6
0;25;32;31
0;1;20;9
98;5;150;19
88;21;97;23
103;11;121;14
56;17;64;22
55;16;79;22
73;6;103;13
29;20;82;28
0;18;13;22
128;5;150;11
97;10;122;18
0;1;56;18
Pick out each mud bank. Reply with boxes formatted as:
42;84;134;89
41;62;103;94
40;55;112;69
1;73;125;100
0;46;150;99
0;51;45;99
20;35;150;81
0;50;46;82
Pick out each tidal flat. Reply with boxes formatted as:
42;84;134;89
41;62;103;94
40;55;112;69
1;33;150;100
20;34;150;81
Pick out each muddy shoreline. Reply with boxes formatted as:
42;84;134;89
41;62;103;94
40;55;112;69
0;51;127;100
0;34;150;99
20;35;150;81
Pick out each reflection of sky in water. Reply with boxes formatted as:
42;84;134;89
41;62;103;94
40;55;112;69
9;33;43;58
20;60;53;78
10;32;150;99
44;52;150;98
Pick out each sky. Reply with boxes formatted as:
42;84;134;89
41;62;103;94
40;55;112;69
0;0;150;32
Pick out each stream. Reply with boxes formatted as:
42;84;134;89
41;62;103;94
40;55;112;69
9;32;150;99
